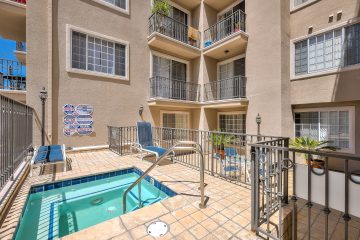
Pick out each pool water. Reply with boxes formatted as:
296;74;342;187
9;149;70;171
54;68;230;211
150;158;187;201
15;168;176;240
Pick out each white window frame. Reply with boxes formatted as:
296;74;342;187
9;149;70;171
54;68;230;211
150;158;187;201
150;50;190;81
66;24;129;81
217;54;246;80
290;19;360;80
160;110;190;129
293;106;355;154
290;0;320;13
217;111;246;133
91;0;129;15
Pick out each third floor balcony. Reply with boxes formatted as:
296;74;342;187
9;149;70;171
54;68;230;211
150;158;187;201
0;0;26;41
203;10;247;60
14;41;26;64
148;12;201;59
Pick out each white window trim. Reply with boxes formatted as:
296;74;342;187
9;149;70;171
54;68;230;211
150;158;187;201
66;24;129;81
290;18;360;80
150;50;190;81
160;110;190;128
217;0;243;19
217;111;246;131
290;0;320;13
150;0;191;26
217;54;246;80
91;0;130;15
293;106;355;154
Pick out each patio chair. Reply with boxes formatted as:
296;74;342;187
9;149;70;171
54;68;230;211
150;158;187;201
224;147;251;182
215;153;240;179
133;122;175;160
30;144;67;176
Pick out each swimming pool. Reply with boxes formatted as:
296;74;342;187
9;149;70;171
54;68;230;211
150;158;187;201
15;168;176;240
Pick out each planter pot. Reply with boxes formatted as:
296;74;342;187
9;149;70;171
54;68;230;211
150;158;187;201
306;159;325;169
215;149;225;160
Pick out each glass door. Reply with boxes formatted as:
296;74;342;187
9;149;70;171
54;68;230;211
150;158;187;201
171;60;187;100
153;56;171;98
219;62;233;99
171;7;188;42
233;58;245;97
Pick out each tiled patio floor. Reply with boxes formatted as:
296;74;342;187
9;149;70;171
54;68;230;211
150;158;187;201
0;149;261;240
2;150;359;240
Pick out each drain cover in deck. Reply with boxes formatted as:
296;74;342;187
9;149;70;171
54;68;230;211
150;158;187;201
147;221;169;237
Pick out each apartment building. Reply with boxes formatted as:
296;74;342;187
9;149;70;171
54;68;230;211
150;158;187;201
1;0;359;155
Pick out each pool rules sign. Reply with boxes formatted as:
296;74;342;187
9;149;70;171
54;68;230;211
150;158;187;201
63;104;94;136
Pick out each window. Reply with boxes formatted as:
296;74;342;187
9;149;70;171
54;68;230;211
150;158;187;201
218;113;246;134
103;0;127;10
70;29;127;78
294;0;309;7
294;23;360;76
295;109;352;149
162;112;189;129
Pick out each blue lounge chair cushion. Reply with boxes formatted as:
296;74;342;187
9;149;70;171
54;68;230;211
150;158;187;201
137;122;154;147
38;145;62;152
225;148;237;156
143;146;167;157
223;165;239;172
34;150;65;163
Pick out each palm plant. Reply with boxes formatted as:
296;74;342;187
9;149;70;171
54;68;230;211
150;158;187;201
290;137;337;167
151;0;171;16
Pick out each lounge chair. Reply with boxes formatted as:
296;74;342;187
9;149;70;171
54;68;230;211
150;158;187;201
225;147;251;182
133;122;175;160
30;144;67;176
215;153;240;179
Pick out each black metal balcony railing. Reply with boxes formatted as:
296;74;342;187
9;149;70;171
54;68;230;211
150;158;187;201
204;10;246;48
203;76;246;101
149;76;200;102
149;12;201;48
0;95;32;189
16;42;26;52
0;59;26;91
250;139;360;240
108;126;281;185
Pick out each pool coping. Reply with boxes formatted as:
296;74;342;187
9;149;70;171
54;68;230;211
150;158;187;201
14;166;177;240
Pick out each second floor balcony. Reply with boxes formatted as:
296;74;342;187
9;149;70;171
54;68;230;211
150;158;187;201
148;12;201;59
203;10;248;60
203;76;247;102
14;41;26;64
0;59;26;91
149;76;200;104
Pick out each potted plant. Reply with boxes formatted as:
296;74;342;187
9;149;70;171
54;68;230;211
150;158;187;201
290;137;337;168
151;0;171;16
234;22;240;32
211;130;234;159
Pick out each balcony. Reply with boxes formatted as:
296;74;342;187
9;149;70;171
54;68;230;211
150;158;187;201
148;12;201;59
148;76;200;108
203;10;248;60
203;0;236;11
203;76;247;108
14;41;26;64
0;59;26;102
0;0;26;41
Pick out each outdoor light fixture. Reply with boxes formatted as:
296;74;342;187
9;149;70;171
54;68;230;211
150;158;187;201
256;113;261;141
139;105;144;116
256;113;262;125
39;87;48;146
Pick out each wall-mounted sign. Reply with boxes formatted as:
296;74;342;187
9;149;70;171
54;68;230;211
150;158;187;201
63;104;75;115
63;104;94;136
76;115;93;125
76;104;94;115
77;125;93;135
63;115;77;125
63;125;77;136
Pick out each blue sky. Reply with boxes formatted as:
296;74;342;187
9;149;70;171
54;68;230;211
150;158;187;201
0;37;17;61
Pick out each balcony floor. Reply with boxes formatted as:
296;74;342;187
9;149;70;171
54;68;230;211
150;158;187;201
0;150;359;239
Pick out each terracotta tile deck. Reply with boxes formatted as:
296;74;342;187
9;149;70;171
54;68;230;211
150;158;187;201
0;149;261;240
2;150;358;240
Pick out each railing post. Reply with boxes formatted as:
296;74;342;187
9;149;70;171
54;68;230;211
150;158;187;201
250;146;258;232
283;138;289;204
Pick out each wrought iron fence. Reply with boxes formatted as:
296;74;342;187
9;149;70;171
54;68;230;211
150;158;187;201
250;139;360;240
108;125;280;185
0;95;32;190
0;59;26;91
204;10;246;48
149;12;201;48
149;76;200;102
204;76;246;101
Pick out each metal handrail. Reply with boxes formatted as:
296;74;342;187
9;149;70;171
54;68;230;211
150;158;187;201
122;141;206;213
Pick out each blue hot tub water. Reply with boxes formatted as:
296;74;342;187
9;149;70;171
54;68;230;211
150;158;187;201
14;168;176;240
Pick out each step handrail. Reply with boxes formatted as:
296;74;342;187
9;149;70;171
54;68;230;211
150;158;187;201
123;141;206;213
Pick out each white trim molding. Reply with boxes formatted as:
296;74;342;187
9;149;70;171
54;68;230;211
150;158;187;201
91;0;130;15
66;24;129;81
293;106;356;154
